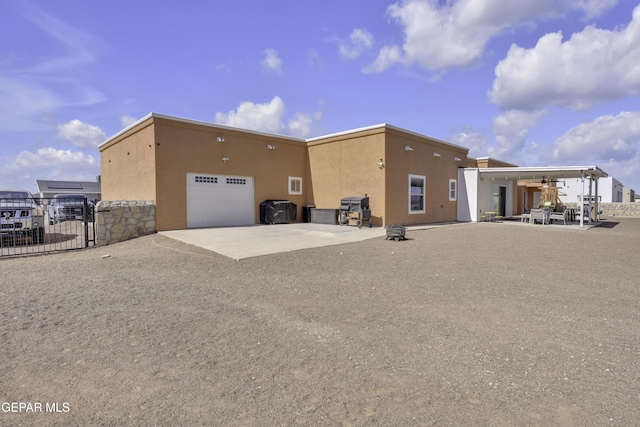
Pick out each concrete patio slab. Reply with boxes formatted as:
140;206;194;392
160;223;461;260
160;223;386;260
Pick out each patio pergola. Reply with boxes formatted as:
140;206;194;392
458;165;608;227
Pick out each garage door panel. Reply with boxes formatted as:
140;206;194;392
187;174;254;228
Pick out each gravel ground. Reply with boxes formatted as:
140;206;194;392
1;218;639;426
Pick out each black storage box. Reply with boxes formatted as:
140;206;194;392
303;205;315;223
260;200;297;224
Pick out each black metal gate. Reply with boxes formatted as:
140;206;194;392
0;196;96;257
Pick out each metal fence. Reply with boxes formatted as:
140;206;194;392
0;196;96;257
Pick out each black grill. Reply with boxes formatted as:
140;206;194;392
337;196;371;228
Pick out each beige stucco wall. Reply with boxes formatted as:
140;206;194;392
384;128;468;225
307;128;386;226
99;118;157;202
100;116;308;231
475;157;518;168
100;117;471;230
306;126;468;226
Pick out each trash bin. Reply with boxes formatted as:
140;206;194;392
260;200;297;224
303;205;315;223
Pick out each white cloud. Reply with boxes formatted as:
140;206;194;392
490;109;547;158
288;109;323;138
120;115;138;128
579;0;620;20
490;4;640;110
215;96;287;134
551;111;640;164
366;0;618;73
262;48;283;74
22;3;103;74
0;75;59;131
214;97;322;137
307;49;323;70
0;148;99;192
0;4;105;133
363;46;403;74
339;28;375;59
449;131;488;157
56;119;107;149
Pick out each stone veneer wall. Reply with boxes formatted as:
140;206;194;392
96;200;156;246
564;202;640;218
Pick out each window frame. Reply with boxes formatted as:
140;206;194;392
288;176;303;195
408;174;426;214
449;179;457;201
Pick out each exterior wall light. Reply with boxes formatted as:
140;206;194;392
454;157;461;162
222;156;229;163
377;159;385;169
433;152;441;157
405;146;413;151
267;144;276;150
217;136;225;142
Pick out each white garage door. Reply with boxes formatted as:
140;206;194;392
186;173;254;228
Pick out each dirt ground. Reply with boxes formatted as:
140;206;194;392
1;218;639;426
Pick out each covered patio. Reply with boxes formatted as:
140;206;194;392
458;165;608;228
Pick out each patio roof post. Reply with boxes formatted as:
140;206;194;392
595;178;600;222
589;177;594;224
580;172;585;228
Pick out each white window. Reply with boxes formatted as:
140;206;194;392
409;174;425;214
195;176;217;183
226;177;247;185
449;179;457;201
288;177;302;195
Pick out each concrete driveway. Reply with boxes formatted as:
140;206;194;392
160;222;464;260
160;223;387;260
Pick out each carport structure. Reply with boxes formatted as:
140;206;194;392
458;165;608;227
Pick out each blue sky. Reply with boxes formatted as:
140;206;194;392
1;0;639;194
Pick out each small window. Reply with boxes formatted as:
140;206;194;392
195;176;217;183
449;179;457;201
409;174;425;214
288;177;302;195
226;178;246;185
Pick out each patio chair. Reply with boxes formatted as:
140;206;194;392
549;209;567;225
521;205;531;223
529;209;547;225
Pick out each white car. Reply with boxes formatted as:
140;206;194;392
0;190;46;244
47;194;94;224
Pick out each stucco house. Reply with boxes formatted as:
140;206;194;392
99;113;469;231
99;113;609;231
